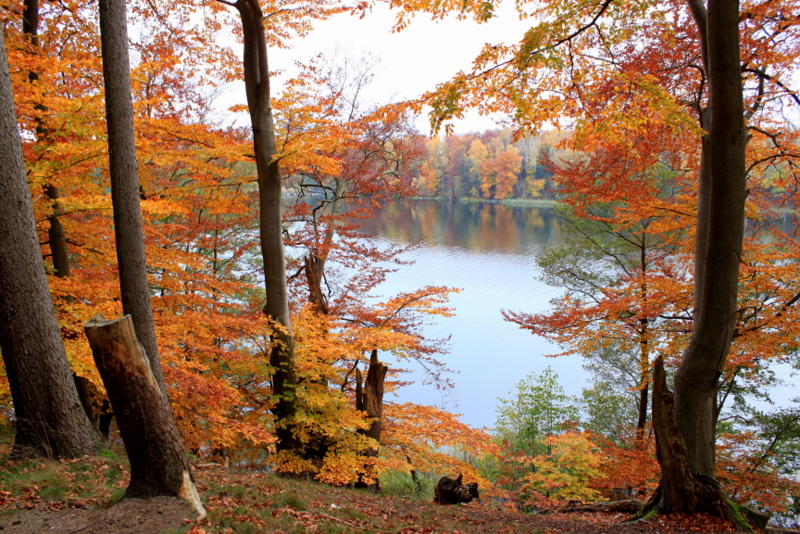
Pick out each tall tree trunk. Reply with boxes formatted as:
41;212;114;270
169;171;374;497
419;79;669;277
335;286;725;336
676;0;746;480
0;27;101;460
98;0;167;395
24;0;102;430
84;315;205;518
646;0;747;519
224;0;300;454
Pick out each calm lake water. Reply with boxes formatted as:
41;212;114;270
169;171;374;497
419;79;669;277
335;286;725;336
358;199;589;429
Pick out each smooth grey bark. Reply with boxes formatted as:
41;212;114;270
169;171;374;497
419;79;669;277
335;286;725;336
640;0;747;520
222;0;300;453
98;0;166;395
676;0;746;480
0;27;100;460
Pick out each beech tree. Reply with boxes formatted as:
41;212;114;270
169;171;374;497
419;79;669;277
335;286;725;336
96;0;203;507
0;26;100;460
99;0;167;395
388;0;799;521
217;0;352;455
218;0;301;454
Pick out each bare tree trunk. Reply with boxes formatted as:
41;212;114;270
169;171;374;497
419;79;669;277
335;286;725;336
304;253;329;314
0;28;101;460
84;315;205;519
638;0;748;521
675;0;747;480
224;0;299;453
356;349;388;493
650;358;734;519
98;0;167;396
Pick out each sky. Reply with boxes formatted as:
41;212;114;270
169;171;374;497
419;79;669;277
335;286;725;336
228;3;532;135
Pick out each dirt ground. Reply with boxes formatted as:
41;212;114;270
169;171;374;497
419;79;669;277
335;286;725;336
0;494;742;534
0;496;194;534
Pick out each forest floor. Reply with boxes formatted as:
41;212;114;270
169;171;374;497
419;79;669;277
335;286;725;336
0;434;744;534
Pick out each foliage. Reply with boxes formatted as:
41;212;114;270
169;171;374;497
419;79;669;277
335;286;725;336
519;431;604;506
0;0;501;490
495;367;579;457
417;129;570;201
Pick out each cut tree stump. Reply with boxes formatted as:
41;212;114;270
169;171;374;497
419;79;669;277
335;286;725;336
84;314;205;520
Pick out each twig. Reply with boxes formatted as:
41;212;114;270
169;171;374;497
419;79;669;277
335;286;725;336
67;518;103;534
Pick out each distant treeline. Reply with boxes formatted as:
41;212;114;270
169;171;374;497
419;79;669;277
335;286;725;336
415;129;575;201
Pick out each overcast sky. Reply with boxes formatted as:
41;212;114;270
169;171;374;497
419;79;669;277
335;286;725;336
254;3;531;134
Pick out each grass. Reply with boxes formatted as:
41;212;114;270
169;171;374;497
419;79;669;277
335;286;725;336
0;424;667;534
379;468;437;499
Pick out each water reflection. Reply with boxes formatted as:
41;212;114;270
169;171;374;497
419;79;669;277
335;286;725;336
359;199;566;254
356;199;584;429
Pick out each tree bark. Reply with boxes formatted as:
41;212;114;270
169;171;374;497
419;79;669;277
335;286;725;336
650;357;734;520
304;253;329;314
356;349;388;493
0;28;101;460
84;314;205;519
645;0;748;519
225;0;300;453
22;0;68;279
675;0;747;480
98;0;167;396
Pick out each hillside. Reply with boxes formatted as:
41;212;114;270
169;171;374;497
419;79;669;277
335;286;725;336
0;433;742;534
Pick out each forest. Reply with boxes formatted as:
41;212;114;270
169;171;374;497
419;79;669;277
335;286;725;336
0;0;799;532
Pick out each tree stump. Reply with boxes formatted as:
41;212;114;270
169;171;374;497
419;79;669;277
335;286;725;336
84;314;205;519
355;349;388;493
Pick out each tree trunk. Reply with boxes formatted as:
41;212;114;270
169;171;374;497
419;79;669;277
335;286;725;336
304;253;329;314
650;357;734;519
0;28;101;460
226;0;299;454
84;314;205;519
98;0;167;396
644;0;747;519
673;0;747;481
73;374;98;431
356;349;388;493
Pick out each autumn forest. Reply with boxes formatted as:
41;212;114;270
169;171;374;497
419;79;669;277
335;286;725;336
1;0;800;531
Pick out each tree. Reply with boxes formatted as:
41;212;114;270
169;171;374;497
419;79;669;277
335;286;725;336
389;0;799;520
505;160;693;437
219;0;347;455
96;0;205;506
99;0;167;395
84;315;205;517
0;25;100;460
661;0;746;516
495;367;579;457
481;145;522;200
467;138;489;198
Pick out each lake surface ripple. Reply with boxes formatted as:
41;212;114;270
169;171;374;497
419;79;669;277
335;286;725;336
358;199;588;429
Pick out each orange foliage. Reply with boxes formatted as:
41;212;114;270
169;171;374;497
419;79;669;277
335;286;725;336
0;0;499;482
716;432;800;513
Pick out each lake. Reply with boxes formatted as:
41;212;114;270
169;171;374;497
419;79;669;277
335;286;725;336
358;198;588;429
